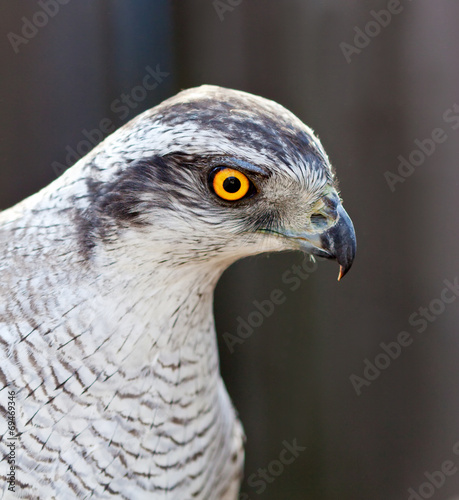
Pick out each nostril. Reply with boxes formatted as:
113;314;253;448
310;213;328;227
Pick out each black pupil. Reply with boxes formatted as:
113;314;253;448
223;176;241;193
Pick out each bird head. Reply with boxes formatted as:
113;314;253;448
84;85;356;279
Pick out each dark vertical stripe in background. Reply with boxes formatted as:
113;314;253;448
0;1;175;209
2;1;459;499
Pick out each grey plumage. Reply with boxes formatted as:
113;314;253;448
0;85;355;499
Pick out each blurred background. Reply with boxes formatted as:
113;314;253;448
1;1;459;499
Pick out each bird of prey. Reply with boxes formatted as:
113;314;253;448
0;85;355;499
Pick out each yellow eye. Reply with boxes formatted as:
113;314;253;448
212;168;250;201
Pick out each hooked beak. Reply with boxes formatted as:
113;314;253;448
287;203;356;281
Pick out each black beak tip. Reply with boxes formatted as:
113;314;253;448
337;258;353;281
335;228;356;281
322;205;356;281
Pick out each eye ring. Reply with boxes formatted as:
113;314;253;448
211;168;251;201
